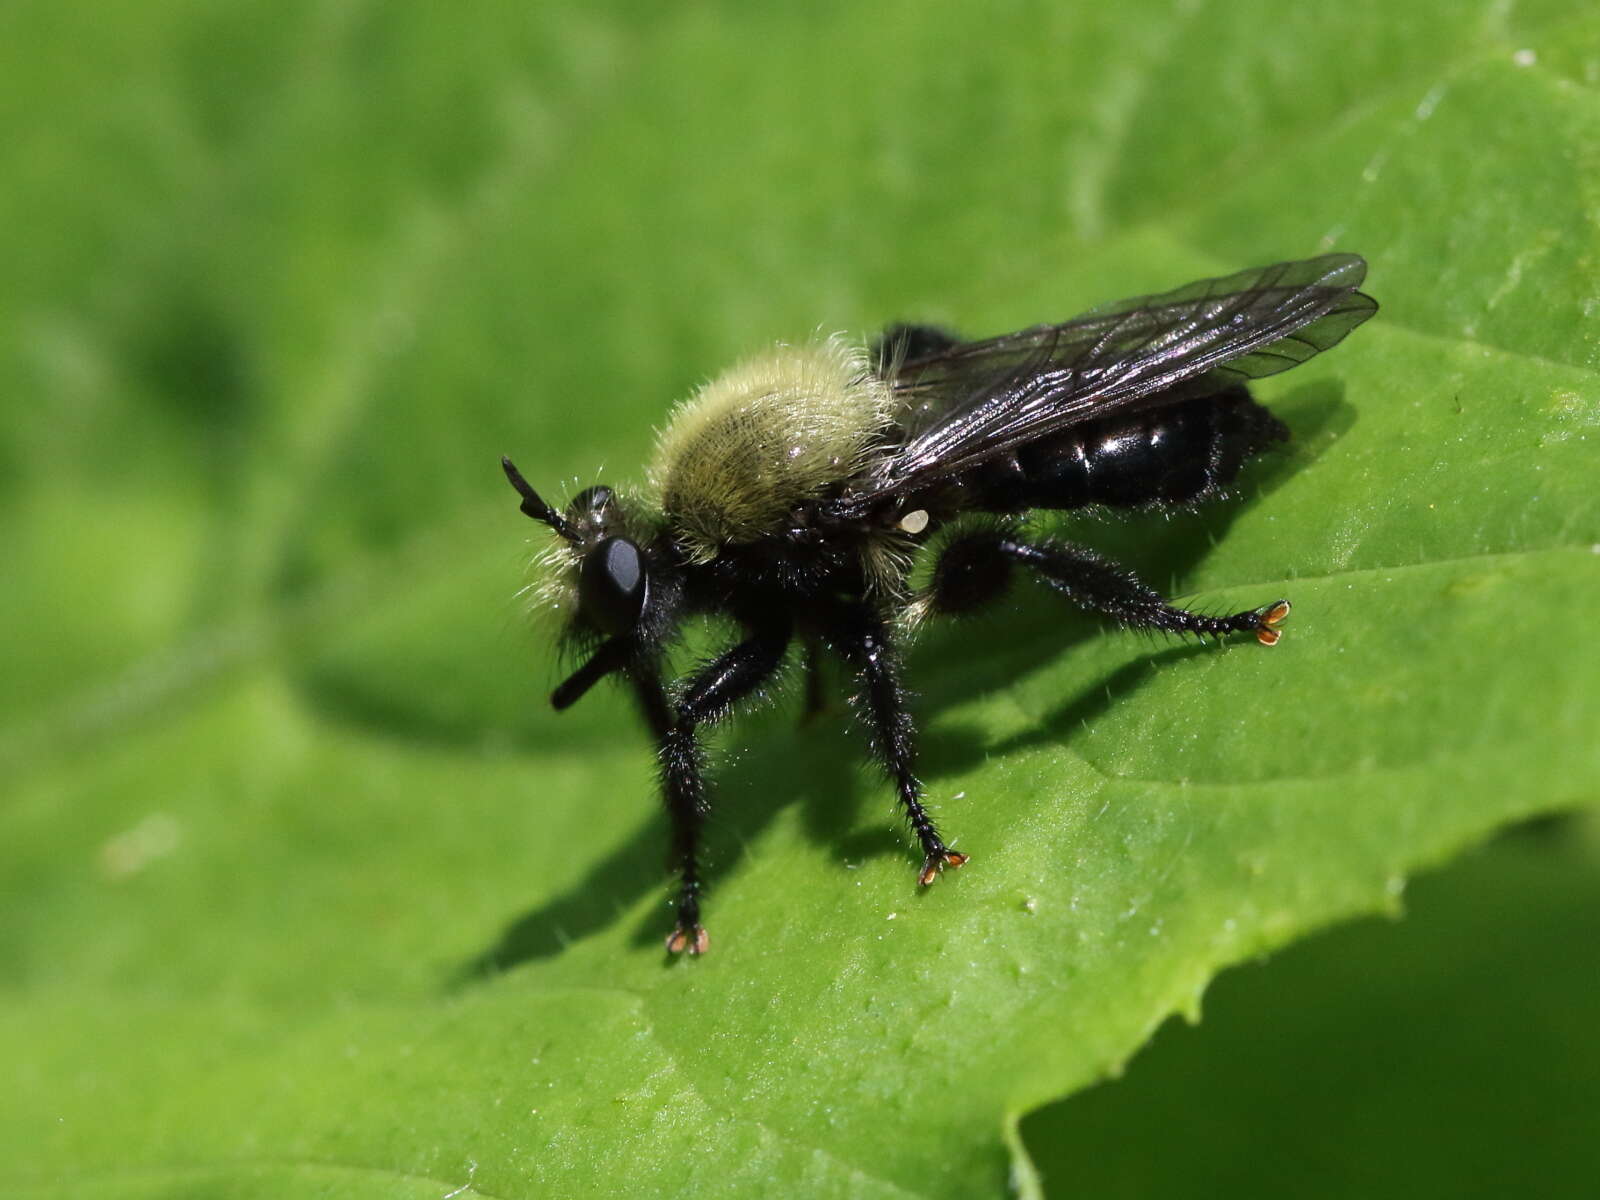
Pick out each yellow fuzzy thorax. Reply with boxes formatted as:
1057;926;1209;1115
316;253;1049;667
648;337;893;560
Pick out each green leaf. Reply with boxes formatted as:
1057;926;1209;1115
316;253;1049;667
2;1;1597;1197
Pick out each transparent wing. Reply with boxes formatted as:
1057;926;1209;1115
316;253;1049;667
854;254;1376;504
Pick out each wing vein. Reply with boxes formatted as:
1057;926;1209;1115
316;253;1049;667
849;254;1376;506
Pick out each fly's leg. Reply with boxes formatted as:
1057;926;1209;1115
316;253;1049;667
634;619;791;956
825;604;968;886
1008;535;1290;644
799;638;827;725
927;528;1290;645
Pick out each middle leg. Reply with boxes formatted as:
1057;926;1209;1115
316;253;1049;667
822;603;968;886
799;636;827;725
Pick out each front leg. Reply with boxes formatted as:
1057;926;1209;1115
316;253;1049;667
824;604;969;886
633;618;791;955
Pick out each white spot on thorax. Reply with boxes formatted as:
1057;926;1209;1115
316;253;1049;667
898;509;930;534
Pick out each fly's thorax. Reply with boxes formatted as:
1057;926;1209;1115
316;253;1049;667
647;337;894;562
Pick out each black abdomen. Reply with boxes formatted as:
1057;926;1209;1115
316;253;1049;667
951;387;1288;513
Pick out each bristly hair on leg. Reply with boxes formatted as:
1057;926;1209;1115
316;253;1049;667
499;253;1371;951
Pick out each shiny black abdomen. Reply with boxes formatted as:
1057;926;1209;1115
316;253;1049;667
952;386;1288;513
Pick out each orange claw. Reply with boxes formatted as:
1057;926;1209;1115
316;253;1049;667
918;851;970;886
1256;599;1292;647
665;925;710;955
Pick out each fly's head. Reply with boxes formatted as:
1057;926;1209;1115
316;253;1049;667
501;457;671;708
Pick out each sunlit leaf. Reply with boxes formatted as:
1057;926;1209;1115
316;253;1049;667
2;1;1596;1196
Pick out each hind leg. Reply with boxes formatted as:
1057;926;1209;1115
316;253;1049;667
925;527;1290;644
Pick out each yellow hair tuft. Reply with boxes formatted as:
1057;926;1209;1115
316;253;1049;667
649;337;893;560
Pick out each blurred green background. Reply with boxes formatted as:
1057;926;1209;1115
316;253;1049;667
3;1;1598;1196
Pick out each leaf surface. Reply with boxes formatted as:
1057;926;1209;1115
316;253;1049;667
2;1;1597;1196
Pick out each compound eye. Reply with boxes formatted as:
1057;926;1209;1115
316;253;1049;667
579;536;648;635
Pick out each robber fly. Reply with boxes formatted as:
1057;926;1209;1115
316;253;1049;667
501;254;1377;954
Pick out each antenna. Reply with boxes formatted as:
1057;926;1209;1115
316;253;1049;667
501;456;577;542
